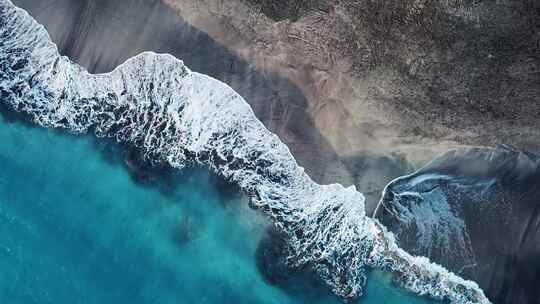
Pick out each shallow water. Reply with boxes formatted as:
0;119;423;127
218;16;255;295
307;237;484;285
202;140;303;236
0;115;431;303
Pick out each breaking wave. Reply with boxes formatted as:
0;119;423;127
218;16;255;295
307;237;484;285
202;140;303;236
374;146;540;303
0;1;489;302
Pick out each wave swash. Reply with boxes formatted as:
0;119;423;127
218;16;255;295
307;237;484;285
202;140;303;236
0;1;490;303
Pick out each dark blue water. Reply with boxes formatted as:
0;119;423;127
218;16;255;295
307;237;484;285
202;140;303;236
0;115;431;303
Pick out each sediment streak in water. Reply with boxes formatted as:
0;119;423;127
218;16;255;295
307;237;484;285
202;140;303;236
0;1;490;302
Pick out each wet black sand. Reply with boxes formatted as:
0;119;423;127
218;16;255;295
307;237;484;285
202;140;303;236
375;147;540;304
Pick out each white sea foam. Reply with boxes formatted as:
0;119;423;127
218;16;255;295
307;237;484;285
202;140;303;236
377;172;475;269
0;1;490;302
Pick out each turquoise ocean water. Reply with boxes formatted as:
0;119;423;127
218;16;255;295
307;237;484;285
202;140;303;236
0;114;432;303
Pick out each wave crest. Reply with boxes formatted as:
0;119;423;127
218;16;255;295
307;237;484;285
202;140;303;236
0;1;490;302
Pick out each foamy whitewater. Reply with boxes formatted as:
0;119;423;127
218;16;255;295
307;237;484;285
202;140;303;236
0;1;490;302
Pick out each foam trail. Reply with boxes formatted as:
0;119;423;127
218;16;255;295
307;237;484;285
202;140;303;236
0;1;489;302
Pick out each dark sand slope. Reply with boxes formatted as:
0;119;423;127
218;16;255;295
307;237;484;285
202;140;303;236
11;0;355;189
375;146;540;304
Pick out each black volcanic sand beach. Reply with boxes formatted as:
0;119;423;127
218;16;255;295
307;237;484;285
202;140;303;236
375;147;540;304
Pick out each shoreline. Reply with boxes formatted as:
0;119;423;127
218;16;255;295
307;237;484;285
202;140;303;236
0;1;490;302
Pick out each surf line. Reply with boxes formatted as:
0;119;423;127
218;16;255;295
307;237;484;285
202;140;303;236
0;1;490;303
